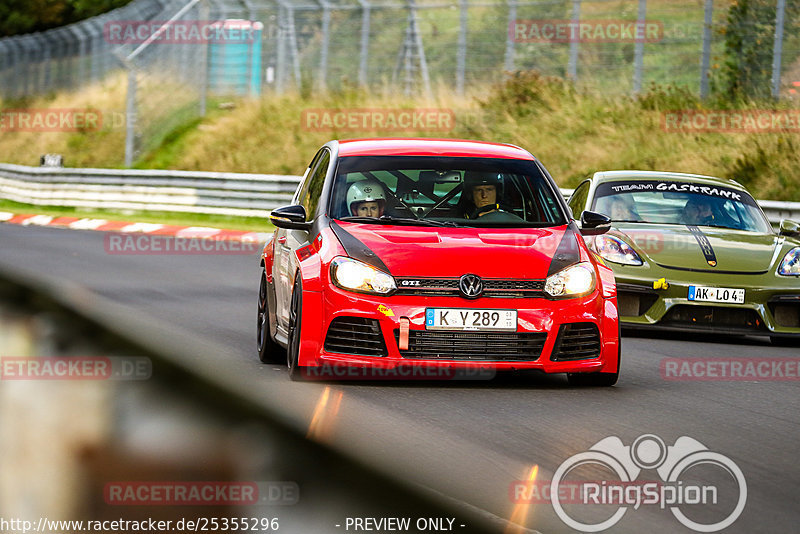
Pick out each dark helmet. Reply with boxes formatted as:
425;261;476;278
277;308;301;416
463;171;503;194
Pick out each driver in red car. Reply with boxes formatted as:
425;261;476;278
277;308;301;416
347;180;387;217
462;171;523;221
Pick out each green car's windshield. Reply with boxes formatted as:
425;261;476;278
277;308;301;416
592;180;772;233
331;156;567;228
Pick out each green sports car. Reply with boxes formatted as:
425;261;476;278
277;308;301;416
567;171;800;343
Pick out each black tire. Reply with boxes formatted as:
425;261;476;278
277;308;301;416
567;323;621;387
257;270;284;363
286;276;304;381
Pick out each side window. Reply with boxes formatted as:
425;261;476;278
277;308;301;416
568;181;591;218
299;151;330;220
294;149;324;204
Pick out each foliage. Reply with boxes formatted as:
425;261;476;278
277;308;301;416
713;0;800;101
0;0;131;37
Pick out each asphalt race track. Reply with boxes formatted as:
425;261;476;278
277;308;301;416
2;223;799;534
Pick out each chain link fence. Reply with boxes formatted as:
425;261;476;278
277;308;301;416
0;0;168;98
1;0;799;165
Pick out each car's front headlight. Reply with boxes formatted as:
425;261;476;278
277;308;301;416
594;235;644;266
544;262;596;298
331;256;397;294
778;247;800;276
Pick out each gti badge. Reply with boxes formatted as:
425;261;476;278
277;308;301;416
459;274;483;299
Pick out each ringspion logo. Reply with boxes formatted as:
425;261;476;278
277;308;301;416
551;434;746;532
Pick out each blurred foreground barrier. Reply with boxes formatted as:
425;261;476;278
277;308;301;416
0;265;493;532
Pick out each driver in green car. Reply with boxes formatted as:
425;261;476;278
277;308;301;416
682;197;716;226
462;172;523;222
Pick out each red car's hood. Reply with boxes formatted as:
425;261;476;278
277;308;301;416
337;222;570;278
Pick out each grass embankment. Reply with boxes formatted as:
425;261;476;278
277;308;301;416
1;71;799;233
113;75;800;201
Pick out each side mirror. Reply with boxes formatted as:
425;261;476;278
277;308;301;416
779;219;800;238
270;205;312;230
580;210;611;236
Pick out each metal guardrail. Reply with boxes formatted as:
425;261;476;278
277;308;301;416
1;163;799;223
0;162;301;217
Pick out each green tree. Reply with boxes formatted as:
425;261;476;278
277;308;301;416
0;0;132;37
714;0;800;101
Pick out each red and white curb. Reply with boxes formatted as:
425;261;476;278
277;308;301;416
0;211;271;242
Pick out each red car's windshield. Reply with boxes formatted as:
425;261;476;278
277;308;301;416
331;156;567;228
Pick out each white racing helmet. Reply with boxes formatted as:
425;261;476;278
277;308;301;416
346;180;387;214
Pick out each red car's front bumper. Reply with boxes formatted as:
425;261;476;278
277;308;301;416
296;286;619;378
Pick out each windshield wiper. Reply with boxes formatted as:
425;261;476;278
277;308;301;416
339;215;460;227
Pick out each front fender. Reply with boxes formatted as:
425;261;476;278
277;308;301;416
262;233;276;279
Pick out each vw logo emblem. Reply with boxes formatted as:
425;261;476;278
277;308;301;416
459;274;483;299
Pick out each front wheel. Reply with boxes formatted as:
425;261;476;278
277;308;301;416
286;276;304;381
257;270;284;363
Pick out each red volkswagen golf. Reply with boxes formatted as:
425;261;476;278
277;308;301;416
259;139;621;385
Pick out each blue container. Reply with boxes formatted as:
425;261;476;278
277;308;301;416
207;20;262;96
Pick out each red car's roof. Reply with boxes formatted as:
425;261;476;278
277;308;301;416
336;138;535;160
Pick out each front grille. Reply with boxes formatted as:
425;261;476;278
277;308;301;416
551;323;601;361
394;278;544;298
394;330;547;361
662;305;765;331
324;317;387;357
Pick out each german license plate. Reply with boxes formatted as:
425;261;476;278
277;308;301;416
688;286;745;304
425;308;517;331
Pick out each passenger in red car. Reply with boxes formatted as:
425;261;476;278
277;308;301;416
347;180;386;217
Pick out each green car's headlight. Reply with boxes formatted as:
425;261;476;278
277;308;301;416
544;262;596;298
778;247;800;276
331;256;396;294
594;235;644;266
